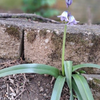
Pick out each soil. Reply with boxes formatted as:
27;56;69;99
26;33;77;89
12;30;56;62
0;59;71;100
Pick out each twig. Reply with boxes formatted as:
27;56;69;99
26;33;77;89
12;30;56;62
15;89;26;100
50;77;55;84
23;74;27;89
0;60;18;69
0;13;60;24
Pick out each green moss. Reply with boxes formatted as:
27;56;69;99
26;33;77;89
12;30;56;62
66;33;87;44
93;78;100;84
88;36;100;62
5;26;20;40
50;33;62;60
27;30;36;43
88;78;100;92
49;32;87;61
39;29;47;38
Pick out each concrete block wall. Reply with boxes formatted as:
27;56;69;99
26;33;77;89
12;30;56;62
0;19;100;74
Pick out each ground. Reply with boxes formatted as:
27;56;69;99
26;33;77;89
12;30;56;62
0;59;71;100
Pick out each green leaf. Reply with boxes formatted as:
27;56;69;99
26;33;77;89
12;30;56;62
75;70;86;75
0;64;60;78
70;92;74;100
41;9;59;17
72;63;100;72
46;0;56;6
64;61;73;100
51;76;65;100
64;61;72;89
72;79;83;100
73;74;94;100
22;0;57;15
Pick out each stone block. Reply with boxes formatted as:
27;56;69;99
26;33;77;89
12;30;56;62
24;23;100;74
0;26;22;59
0;18;100;74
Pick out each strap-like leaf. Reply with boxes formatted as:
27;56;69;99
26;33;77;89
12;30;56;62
72;63;100;72
64;61;72;89
72;79;83;100
73;74;94;100
0;64;60;78
64;61;73;100
51;76;65;100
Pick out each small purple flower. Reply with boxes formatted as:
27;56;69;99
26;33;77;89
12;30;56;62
57;11;68;22
66;0;73;7
57;11;79;25
67;14;79;25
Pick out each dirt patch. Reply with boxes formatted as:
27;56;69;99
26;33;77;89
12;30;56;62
0;59;71;100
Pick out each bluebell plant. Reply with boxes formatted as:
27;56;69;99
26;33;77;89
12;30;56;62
0;0;99;100
57;2;79;76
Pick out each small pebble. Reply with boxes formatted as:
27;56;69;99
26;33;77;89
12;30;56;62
39;87;44;92
43;93;47;96
38;81;40;86
34;97;38;100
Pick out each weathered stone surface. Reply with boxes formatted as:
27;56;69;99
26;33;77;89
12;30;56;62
24;23;100;74
84;74;100;100
0;25;22;59
0;18;100;73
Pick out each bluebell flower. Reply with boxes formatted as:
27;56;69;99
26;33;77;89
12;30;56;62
66;0;73;7
58;11;79;25
57;11;68;22
67;14;79;25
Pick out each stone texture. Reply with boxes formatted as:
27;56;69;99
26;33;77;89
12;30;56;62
0;18;100;73
24;29;55;64
0;26;22;59
24;23;100;74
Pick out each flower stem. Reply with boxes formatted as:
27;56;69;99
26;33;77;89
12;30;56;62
62;24;67;76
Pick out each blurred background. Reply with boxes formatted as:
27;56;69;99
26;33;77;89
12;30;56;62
0;0;100;24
